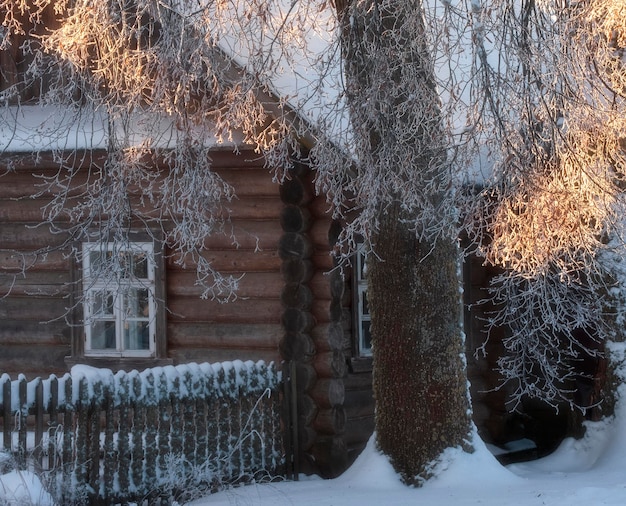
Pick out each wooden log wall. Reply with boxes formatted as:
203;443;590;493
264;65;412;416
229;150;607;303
277;163;320;471
0;149;286;376
166;150;284;367
304;171;375;477
0;158;73;377
462;252;511;446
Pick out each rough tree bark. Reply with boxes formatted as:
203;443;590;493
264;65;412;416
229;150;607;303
334;0;472;483
369;205;471;483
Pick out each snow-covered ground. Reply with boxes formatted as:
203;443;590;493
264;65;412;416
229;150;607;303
2;402;626;506
5;367;626;506
189;406;626;506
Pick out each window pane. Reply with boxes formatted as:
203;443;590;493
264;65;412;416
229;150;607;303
91;321;116;349
120;251;148;279
89;250;111;276
361;290;369;315
126;288;150;318
124;321;150;350
131;252;148;279
92;291;114;317
361;320;372;354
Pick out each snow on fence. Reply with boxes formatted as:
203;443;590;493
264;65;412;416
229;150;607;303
0;360;285;505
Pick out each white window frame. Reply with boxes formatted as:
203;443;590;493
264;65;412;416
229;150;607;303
82;242;156;358
355;245;372;357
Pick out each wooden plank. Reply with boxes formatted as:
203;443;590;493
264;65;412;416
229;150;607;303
166;322;282;348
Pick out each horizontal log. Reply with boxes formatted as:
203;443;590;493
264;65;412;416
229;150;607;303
279;175;313;205
311;252;335;271
298;425;317;452
311;299;345;325
167;296;282;324
281;308;315;333
311;322;349;353
0;158;279;199
309;219;333;250
280;205;311;234
281;258;313;284
0;198;48;222
309;378;345;409
280;282;313;310
0;223;70;249
313;407;347;436
213;167;279;197
279;332;315;362
168;346;281;366
203;220;282;250
2;148;271;173
0;319;70;345
294;362;318;393
167;271;284;298
166;249;281;272
308;271;331;299
297;393;318;426
343;373;374;391
0;271;72;297
166;322;282;348
279;233;312;261
0;296;68;322
0;343;70;378
308;194;334;219
313;350;348;379
0;250;70;272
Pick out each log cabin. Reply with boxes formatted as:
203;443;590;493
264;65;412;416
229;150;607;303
0;1;603;480
0;4;372;478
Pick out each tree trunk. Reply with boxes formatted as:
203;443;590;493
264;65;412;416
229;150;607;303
335;0;473;483
369;204;471;484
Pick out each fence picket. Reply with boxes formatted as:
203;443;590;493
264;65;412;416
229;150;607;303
157;369;170;486
103;383;115;503
62;376;73;504
117;373;131;499
130;373;144;493
0;361;285;505
2;376;10;454
17;376;27;470
48;375;59;471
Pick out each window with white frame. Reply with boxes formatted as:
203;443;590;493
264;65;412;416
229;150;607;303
82;242;156;357
355;246;372;357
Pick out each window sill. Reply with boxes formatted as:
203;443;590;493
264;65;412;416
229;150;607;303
65;355;174;373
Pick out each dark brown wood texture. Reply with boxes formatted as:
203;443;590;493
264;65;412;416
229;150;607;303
0;149;285;376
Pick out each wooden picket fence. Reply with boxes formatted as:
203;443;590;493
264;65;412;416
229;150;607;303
0;361;285;505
